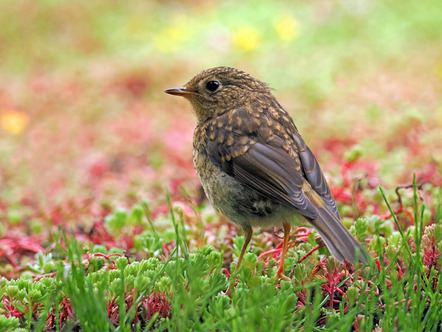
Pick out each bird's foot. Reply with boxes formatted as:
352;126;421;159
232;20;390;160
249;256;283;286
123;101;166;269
275;270;291;281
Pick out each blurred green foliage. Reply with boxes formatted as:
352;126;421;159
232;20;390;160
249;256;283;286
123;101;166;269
0;0;440;208
1;0;440;86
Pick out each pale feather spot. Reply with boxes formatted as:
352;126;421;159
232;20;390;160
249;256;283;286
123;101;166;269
303;182;325;208
240;136;249;145
232;150;242;158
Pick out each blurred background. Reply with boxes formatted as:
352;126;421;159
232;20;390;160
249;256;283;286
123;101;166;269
0;0;440;232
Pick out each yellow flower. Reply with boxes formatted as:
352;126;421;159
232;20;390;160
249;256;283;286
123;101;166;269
0;111;29;134
232;26;261;52
274;15;299;42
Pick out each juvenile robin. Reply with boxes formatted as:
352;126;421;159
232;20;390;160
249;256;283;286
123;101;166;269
165;67;368;282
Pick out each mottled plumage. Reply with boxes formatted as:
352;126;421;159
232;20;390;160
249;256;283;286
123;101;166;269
165;67;368;281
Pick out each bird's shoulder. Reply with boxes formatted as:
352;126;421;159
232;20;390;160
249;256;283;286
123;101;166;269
194;95;300;162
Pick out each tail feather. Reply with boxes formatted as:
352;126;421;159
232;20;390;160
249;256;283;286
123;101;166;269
294;178;369;264
306;197;368;264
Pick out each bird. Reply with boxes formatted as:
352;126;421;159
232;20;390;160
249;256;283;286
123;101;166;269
165;66;368;284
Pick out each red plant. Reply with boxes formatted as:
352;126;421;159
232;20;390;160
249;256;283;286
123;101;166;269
45;297;76;330
141;292;171;321
321;266;347;307
258;227;312;268
0;235;44;278
423;237;440;272
310;254;328;278
108;291;171;330
2;296;24;318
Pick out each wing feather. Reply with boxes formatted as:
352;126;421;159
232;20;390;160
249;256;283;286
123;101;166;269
231;143;319;220
292;132;340;219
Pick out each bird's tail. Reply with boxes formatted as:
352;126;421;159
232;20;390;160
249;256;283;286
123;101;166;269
308;201;369;264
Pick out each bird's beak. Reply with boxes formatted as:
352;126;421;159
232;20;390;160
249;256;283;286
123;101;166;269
164;87;194;97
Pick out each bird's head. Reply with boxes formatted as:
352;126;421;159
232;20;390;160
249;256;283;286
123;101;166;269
165;66;270;123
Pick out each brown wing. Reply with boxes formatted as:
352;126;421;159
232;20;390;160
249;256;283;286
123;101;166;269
292;132;340;219
202;103;338;219
230;142;319;220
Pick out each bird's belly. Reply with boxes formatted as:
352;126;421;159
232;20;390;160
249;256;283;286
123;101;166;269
193;150;302;229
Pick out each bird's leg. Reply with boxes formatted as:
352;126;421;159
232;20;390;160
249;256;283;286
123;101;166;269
225;226;252;297
276;222;291;281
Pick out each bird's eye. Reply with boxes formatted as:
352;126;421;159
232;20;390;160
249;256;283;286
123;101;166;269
206;80;220;92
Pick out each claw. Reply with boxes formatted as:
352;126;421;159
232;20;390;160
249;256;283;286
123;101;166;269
275;271;291;281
